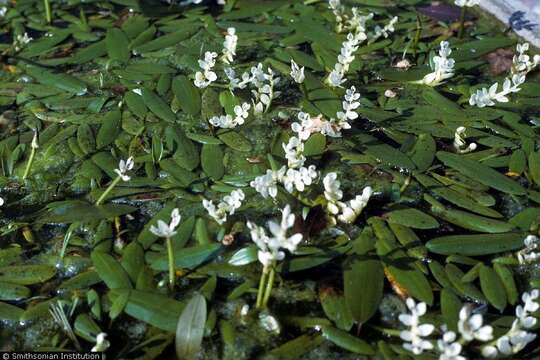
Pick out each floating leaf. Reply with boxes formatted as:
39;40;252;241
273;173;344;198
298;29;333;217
176;293;207;360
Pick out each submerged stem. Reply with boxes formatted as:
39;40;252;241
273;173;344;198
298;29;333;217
261;267;275;308
44;0;51;23
95;176;121;206
458;7;466;39
22;146;37;180
166;236;175;290
256;267;268;309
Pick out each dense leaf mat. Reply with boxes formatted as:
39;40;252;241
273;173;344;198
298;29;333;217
1;0;540;358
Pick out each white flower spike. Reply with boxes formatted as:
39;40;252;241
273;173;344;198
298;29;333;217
457;305;493;342
399;298;435;355
222;27;238;64
150;208;181;238
437;328;465;360
91;332;110;352
290;59;305;84
453;126;477;154
194;51;218;88
203;189;245;224
420;41;455;86
114;157;134;182
517;235;540;264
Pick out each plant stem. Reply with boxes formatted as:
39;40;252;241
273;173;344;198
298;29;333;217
22;146;37;180
413;14;422;58
256;268;268;309
95;176;121;206
166;236;175;290
44;0;51;23
458;7;466;39
261;266;275;308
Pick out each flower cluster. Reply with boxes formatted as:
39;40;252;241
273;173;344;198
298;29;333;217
203;189;245;225
323;172;372;224
249;63;281;114
290;60;305;84
209;102;250;128
453;126;477;154
114;157;134;182
247;205;303;268
327;32;363;87
373;16;398;40
517;235;540;264
322;86;360;137
482;290;539;357
194;51;218;88
470;43;539;107
150;208;181;238
420;41;455;86
400;291;540;358
221;27;238;64
250;164;318;199
458;305;493;342
283;136;306;169
399;298;435;355
455;0;480;7
91;332;110;353
14;32;32;51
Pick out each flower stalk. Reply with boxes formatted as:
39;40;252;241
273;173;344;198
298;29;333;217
22;132;39;180
44;0;52;23
95;157;134;206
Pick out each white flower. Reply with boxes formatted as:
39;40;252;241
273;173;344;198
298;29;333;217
516;290;539;329
194;51;218;88
224;67;246;91
323;172;372;224
150;208;181;238
518;235;540;264
399;298;435;355
513;43;540;74
337;186;372;224
321;86;360;138
290;59;305;84
470;44;537;108
15;32;32;50
249;64;280;114
91;332;110;352
203;189;245;224
0;7;7;17
453;126;477;154
248;205;303;267
222;27;238;64
281;165;318;193
114;157;134;182
455;0;480;7
323;172;343;215
0;197;4;206
291;112;325;141
457;305;493;342
210;102;250;128
469;74;525;107
283;136;306;169
437;329;465;360
250;167;286;199
372;16;398;40
326;32;362;87
420;41;455;86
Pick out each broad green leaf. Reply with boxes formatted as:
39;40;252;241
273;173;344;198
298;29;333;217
176;293;207;360
106;28;130;63
426;233;524;256
436;152;526;195
479;265;507;311
386;208;439;229
0;265;56;285
173;75;201;116
321;326;374;355
343;258;383;324
201;144;224;179
91;251;132;289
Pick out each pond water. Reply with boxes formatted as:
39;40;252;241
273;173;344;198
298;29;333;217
480;0;540;47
